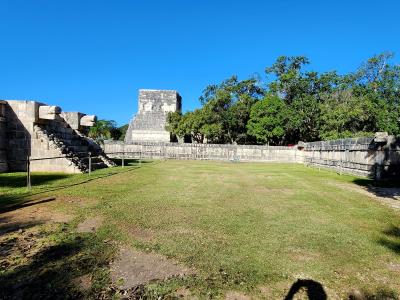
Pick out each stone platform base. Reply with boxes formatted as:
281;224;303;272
131;130;171;142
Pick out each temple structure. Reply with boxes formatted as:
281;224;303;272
0;100;115;173
125;89;182;143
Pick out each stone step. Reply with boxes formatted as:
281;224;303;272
66;139;87;146
68;145;89;153
49;134;87;146
75;151;90;158
37;124;111;173
89;161;108;170
80;156;104;164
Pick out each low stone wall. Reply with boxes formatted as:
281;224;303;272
105;135;400;180
302;136;400;179
104;141;303;163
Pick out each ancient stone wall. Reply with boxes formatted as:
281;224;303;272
125;90;182;143
0;101;8;172
302;135;400;179
4;100;78;172
5;100;38;171
104;134;400;180
1;100;112;174
104;141;303;163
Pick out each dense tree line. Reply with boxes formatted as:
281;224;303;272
167;53;400;145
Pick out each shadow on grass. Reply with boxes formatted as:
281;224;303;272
284;279;398;300
0;227;115;299
112;158;153;167
379;225;400;255
0;197;56;214
284;279;327;300
0;216;44;237
0;164;148;214
27;166;141;196
0;173;70;188
352;178;400;200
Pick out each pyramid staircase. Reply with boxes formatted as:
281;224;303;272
34;123;116;173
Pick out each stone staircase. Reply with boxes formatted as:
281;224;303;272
34;123;115;173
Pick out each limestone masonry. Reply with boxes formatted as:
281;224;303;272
125;89;182;143
105;136;400;181
0;100;115;173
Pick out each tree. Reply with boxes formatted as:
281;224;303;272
247;94;286;145
198;75;264;144
166;111;182;136
266;56;310;103
117;124;129;141
318;91;376;140
167;110;207;143
265;56;340;143
88;119;119;143
167;52;399;146
168;75;264;144
284;95;321;143
350;52;400;135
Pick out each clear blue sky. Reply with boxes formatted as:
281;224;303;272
1;0;399;126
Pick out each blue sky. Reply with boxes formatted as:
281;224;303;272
1;0;399;126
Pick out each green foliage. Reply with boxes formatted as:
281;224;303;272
318;91;376;140
168;76;263;144
285;95;321;143
88;119;121;143
117;124;129;141
247;94;286;144
169;53;400;145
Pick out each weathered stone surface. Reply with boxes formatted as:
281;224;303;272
105;132;400;180
62;112;84;130
374;131;389;143
0;100;112;173
303;134;400;179
105;141;302;163
80;115;96;127
125;89;182;142
0;101;8;172
38;105;61;120
62;113;96;130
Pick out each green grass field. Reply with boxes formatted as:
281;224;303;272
1;160;400;299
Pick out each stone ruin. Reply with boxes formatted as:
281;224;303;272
0;100;115;173
125;89;182;143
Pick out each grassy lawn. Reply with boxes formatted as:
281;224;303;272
1;160;400;299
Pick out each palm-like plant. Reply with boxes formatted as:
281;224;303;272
88;119;118;143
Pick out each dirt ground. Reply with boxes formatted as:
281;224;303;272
0;197;73;235
110;246;195;290
0;195;197;298
76;216;103;233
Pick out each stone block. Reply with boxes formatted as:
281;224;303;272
80;115;96;127
62;112;84;129
38;105;61;120
374;132;388;144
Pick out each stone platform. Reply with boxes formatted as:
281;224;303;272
0;100;115;173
